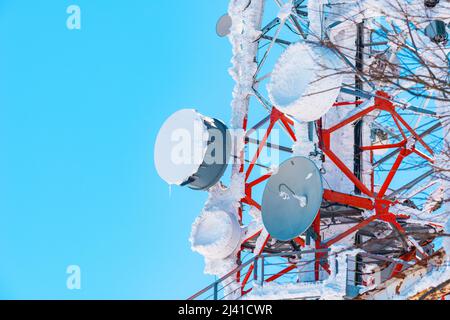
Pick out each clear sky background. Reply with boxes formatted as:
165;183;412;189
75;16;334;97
0;0;234;299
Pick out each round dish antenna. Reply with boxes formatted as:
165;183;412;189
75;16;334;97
190;210;242;260
216;14;232;37
425;20;448;44
261;157;324;241
154;109;231;190
267;42;343;122
424;0;440;8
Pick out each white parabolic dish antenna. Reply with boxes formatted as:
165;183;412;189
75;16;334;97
267;42;344;122
262;157;324;241
154;109;231;190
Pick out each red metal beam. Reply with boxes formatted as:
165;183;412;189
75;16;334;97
242;196;262;210
333;101;364;107
328;105;377;133
247;173;273;188
377;149;408;198
323;149;374;197
242;229;262;244
279;115;297;142
265;265;297;283
323;189;374;210
392;110;434;155
241;264;255;293
360;141;406;151
391;111;408;141
241;234;270;293
245;120;275;180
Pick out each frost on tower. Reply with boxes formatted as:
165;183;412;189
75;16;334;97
155;0;450;300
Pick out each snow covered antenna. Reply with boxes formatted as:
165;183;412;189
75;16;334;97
262;157;323;241
267;42;343;122
154;109;231;190
190;210;242;260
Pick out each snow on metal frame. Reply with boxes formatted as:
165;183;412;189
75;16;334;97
190;0;266;278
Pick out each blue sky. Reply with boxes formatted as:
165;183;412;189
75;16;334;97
0;0;233;299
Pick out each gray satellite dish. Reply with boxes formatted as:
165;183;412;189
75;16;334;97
425;20;448;44
216;14;232;37
186;116;232;190
424;0;440;8
154;109;231;191
261;157;324;241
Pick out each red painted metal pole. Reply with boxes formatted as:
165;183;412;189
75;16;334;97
391;112;408;141
265;265;297;283
333;101;364;107
392;110;434;155
241;235;270;293
245;120;275;180
377;149;408;198
323;189;374;210
247;173;273;188
241;264;255;293
328;105;377;133
242;196;262;210
323;149;374;197
279;115;297;142
242;229;262;244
